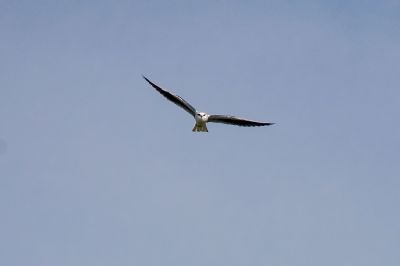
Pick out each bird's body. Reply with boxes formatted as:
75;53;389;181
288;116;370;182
143;75;274;132
193;112;209;132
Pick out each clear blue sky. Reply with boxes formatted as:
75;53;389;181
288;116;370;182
1;1;399;265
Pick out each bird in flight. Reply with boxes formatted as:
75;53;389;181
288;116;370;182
143;75;274;132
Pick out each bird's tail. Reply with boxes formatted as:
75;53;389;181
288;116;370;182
192;123;208;132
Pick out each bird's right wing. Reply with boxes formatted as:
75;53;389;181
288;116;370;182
208;115;274;127
143;75;196;117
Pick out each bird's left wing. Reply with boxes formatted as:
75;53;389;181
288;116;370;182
143;75;196;117
208;115;274;127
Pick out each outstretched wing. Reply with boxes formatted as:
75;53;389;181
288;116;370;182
143;75;196;117
208;115;274;127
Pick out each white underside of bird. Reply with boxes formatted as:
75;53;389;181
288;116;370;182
143;75;275;132
193;112;209;132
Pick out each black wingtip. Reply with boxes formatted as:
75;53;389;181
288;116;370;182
142;74;149;82
142;75;155;87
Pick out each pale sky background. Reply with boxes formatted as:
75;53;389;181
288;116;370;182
1;1;400;265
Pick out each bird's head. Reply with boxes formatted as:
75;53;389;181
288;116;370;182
196;112;208;122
